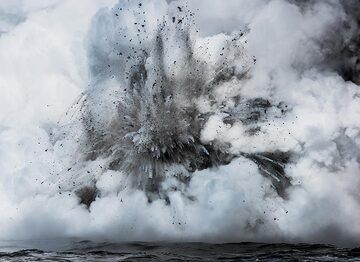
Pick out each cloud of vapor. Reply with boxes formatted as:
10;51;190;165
0;0;359;247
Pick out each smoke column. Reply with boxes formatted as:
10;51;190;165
0;0;359;246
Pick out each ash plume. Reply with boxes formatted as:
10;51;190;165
66;2;293;203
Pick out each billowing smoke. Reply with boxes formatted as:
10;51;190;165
66;1;291;202
0;0;359;247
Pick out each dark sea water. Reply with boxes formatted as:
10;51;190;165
1;240;360;261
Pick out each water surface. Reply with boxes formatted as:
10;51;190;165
1;240;360;261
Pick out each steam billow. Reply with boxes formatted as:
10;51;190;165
2;0;360;246
63;2;293;204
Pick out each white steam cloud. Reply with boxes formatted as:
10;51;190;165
0;0;359;247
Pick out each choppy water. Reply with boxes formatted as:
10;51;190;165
1;241;360;261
